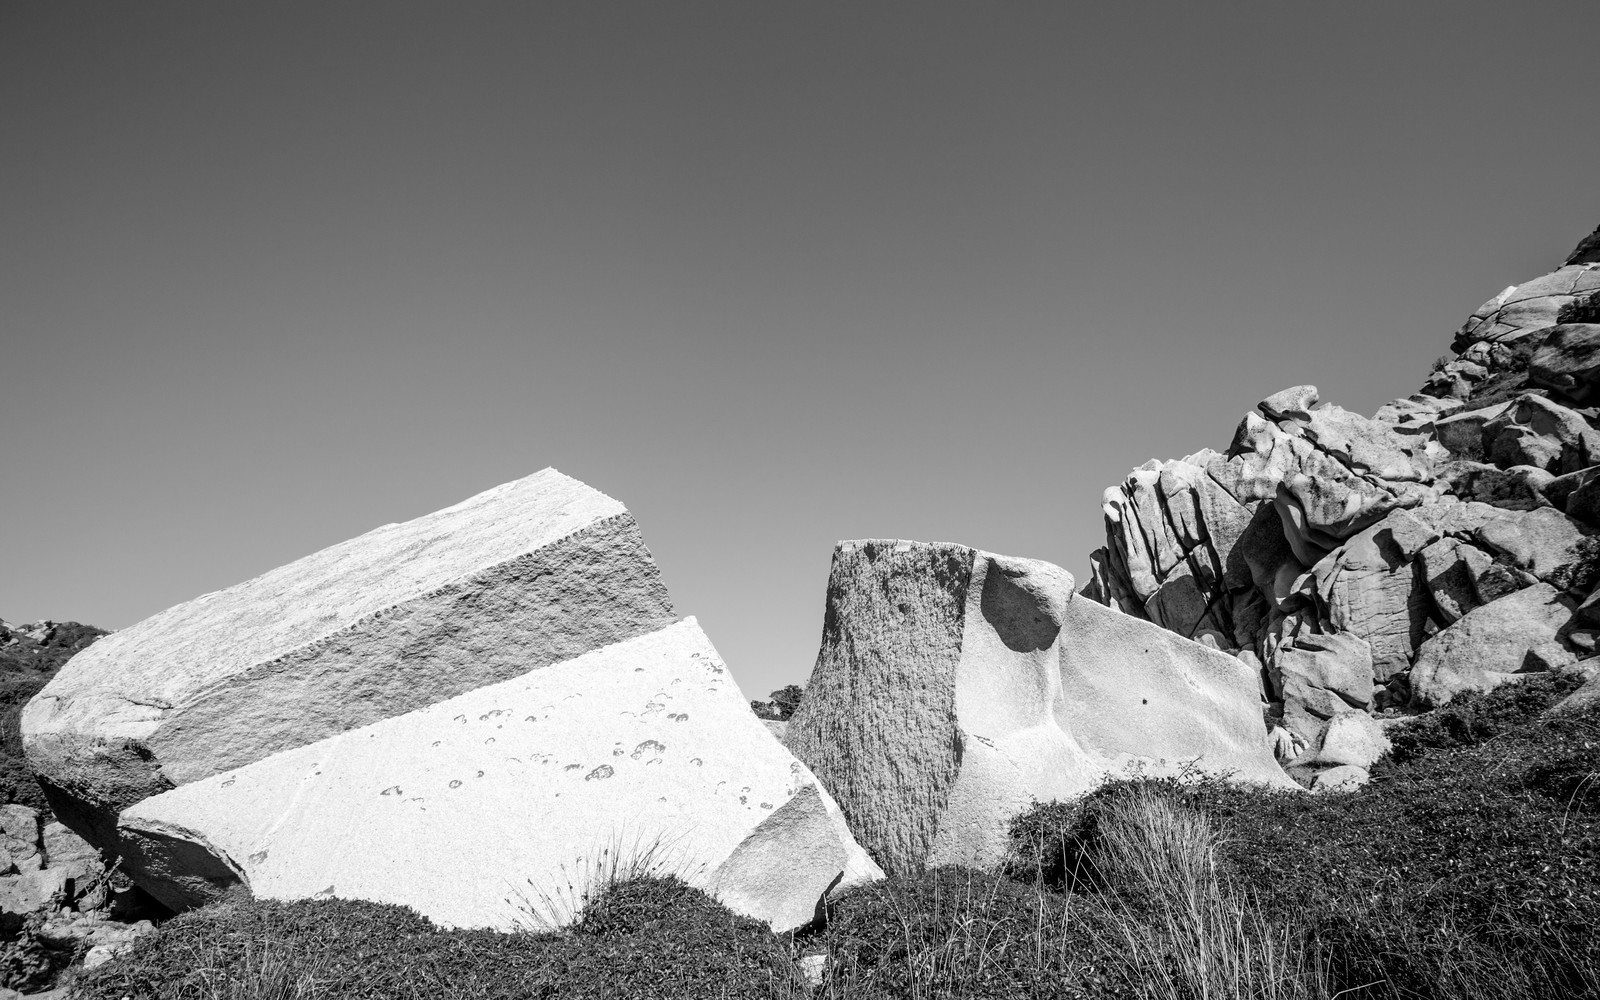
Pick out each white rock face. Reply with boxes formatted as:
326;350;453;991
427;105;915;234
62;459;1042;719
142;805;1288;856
24;469;678;855
786;541;1295;875
118;619;880;932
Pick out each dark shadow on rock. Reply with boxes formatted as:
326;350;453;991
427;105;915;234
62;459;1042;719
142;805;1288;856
979;560;1061;653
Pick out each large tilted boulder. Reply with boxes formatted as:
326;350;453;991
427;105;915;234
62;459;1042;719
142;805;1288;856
117;619;880;931
23;470;880;930
786;540;1293;875
24;469;677;851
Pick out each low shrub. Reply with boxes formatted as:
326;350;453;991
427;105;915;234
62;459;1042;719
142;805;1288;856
71;877;806;1000
1005;673;1600;1000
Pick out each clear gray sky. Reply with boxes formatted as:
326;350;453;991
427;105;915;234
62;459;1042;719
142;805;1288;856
4;2;1598;698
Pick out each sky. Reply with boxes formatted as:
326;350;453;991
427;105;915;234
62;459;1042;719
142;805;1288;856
4;2;1599;699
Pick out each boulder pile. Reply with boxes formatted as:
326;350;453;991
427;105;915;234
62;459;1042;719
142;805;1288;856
21;470;880;933
1085;227;1600;785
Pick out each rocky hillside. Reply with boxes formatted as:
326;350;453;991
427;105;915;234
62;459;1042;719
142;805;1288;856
0;621;105;814
1085;224;1600;783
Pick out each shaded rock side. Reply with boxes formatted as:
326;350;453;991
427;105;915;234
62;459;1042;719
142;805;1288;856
787;541;1293;875
117;620;880;933
782;540;972;878
23;469;677;859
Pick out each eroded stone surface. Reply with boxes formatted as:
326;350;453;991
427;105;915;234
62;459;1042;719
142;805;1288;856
787;541;1293;875
118;620;880;932
24;469;678;864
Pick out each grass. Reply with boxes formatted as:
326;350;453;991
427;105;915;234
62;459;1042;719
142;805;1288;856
56;672;1600;999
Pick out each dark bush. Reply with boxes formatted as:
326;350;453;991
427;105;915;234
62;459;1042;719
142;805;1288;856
0;621;105;813
72;878;806;1000
812;866;1108;999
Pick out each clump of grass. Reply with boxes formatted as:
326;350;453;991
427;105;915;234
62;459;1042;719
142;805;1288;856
1086;784;1326;1000
813;866;1099;999
509;828;708;933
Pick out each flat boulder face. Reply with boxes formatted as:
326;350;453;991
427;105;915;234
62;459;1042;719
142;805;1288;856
1409;584;1578;708
117;619;879;932
24;470;678;867
785;540;1293;875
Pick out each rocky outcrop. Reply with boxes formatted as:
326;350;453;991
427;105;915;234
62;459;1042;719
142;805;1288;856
1409;584;1577;707
0;806;112;934
786;540;1292;875
1087;225;1600;727
23;469;677;856
117;619;880;932
22;471;879;932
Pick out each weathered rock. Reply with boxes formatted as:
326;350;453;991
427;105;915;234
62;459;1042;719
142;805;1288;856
0;807;41;873
23;469;678;864
118;619;880;931
1415;537;1495;625
1092;451;1253;646
1372;395;1465;438
1410;584;1578;707
1310;712;1391;770
1433;401;1512;462
1547;672;1600;717
1311;764;1370;793
1275;632;1374;743
1529;324;1600;405
1293;509;1436;681
1268;725;1300;762
1567;475;1600;529
1434;461;1554;511
1543;466;1600;513
38;912;155;971
1454;265;1600;352
786;541;1294;875
1482;394;1600;474
1474;506;1600;592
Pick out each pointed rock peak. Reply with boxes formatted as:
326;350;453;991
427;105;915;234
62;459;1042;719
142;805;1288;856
1563;223;1600;267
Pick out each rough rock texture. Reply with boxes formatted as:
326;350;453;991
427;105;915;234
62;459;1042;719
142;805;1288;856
1453;265;1600;353
1085;226;1600;716
1291;509;1436;684
787;541;1292;875
1310;712;1392;770
1409;584;1577;708
1311;764;1370;793
1275;633;1374;743
782;541;970;879
23;469;678;862
117;620;880;932
0;806;109;934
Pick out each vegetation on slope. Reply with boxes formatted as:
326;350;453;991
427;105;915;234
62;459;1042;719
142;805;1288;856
0;622;105;812
63;673;1599;999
